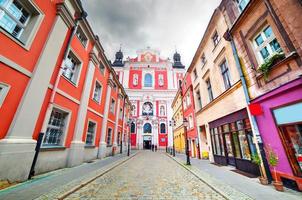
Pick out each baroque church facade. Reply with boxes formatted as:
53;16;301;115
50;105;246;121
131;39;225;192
112;47;186;149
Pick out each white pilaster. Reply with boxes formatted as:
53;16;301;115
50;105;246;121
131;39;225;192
67;60;95;167
112;93;122;155
0;16;69;182
97;77;113;159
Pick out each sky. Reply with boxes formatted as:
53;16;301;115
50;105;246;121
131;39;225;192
82;0;221;67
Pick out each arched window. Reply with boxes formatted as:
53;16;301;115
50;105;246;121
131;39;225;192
144;73;152;87
130;122;135;133
143;123;152;133
160;123;166;134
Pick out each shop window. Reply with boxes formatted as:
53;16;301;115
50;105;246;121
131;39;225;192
76;26;88;47
238;130;251;160
236;0;250;12
225;133;234;157
220;60;231;90
86;121;96;145
92;81;102;103
43;108;68;146
0;82;10;108
63;51;81;85
106;128;112;146
0;0;43;47
253;26;283;64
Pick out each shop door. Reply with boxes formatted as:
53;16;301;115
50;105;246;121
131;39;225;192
224;133;235;166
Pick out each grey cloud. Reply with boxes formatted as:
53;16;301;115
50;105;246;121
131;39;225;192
82;0;221;66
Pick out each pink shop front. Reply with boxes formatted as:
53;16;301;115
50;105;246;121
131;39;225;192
252;78;302;191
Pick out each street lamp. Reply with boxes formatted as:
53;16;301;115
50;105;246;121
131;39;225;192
127;119;133;156
183;118;191;165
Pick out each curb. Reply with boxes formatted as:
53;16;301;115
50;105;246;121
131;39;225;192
56;152;139;200
165;153;253;200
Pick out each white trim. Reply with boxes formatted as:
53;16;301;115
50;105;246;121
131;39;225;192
41;104;72;148
85;119;97;145
87;107;104;118
107;118;116;124
56;88;80;105
62;48;83;87
0;55;32;77
0;82;10;108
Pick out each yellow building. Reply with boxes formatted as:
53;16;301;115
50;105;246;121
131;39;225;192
171;90;185;153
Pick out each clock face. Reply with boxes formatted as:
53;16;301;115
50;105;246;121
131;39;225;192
144;53;152;62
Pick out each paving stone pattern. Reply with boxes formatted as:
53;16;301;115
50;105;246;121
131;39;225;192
65;151;225;200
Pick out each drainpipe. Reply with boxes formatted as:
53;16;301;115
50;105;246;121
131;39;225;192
224;31;272;182
41;11;87;134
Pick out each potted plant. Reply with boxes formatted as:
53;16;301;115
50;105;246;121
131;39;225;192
258;52;285;80
265;146;284;191
251;153;268;185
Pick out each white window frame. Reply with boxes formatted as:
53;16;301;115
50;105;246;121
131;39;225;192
42;105;71;147
236;0;250;12
62;49;82;87
106;128;113;146
75;25;88;49
110;98;115;113
0;82;10;108
85;120;97;146
252;25;283;64
92;80;102;104
0;0;44;50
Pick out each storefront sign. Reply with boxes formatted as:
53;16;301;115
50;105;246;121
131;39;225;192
248;103;263;116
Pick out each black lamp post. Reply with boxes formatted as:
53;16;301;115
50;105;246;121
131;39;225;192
169;118;176;157
127;119;132;156
183;118;191;165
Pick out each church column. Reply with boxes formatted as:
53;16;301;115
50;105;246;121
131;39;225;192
98;76;114;159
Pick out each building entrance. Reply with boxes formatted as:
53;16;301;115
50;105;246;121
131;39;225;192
143;135;152;149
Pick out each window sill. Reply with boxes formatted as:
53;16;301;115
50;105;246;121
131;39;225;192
85;145;96;149
40;146;66;151
62;75;78;88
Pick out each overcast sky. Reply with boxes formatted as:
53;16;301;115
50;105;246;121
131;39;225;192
82;0;221;67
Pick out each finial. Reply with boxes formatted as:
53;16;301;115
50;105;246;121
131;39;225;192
119;43;122;51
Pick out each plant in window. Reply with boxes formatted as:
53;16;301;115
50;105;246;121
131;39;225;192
265;145;284;191
257;52;285;80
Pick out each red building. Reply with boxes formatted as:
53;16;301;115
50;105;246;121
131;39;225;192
0;0;131;182
181;73;199;158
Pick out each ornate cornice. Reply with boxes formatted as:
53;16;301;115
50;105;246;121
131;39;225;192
56;3;75;28
89;52;99;66
107;78;115;88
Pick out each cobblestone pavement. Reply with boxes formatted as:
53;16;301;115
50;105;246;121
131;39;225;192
65;151;225;200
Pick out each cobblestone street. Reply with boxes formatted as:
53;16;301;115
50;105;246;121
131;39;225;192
65;151;225;200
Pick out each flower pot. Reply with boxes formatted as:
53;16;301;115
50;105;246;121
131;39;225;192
259;177;269;185
273;181;284;192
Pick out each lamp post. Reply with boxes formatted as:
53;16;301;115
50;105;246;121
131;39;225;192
127;119;132;156
169;118;176;157
183;118;191;165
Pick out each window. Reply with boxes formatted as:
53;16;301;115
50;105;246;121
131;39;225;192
92;81;102;103
106;128;112;146
119;108;123;119
186;93;191;107
206;79;214;102
43;108;68;146
0;0;42;46
193;69;198;80
201;53;206;67
86;121;96;145
117;132;121;146
236;0;250;12
110;99;115;113
76;26;87;47
253;26;283;64
99;61;105;74
188;116;193;129
212;31;220;47
160;105;165;116
0;82;10;107
195;90;202;109
143;123;152;133
63;52;81;85
160;123;166;134
144;73;152;87
220;60;231;90
130;122;135;133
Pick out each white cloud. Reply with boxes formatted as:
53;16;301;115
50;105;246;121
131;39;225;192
82;0;221;67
